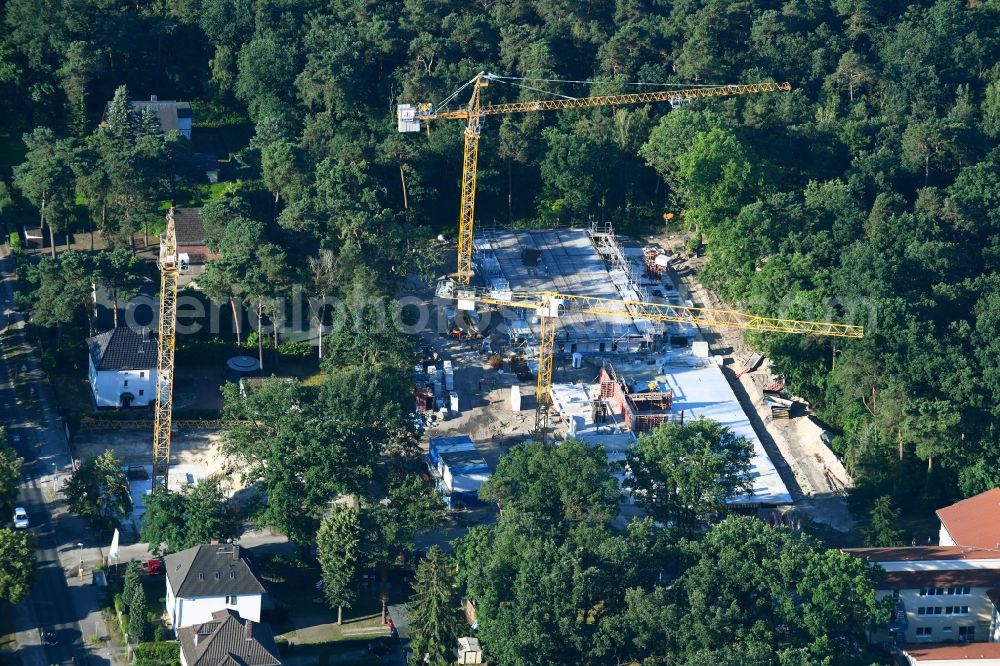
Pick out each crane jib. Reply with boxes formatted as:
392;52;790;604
419;82;792;121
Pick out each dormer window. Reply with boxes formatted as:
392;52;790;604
230;571;235;579
214;571;221;580
198;572;204;581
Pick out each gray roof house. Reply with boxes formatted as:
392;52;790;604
177;609;281;666
85;327;157;408
165;544;267;630
103;95;193;139
168;207;220;288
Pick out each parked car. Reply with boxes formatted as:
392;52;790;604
143;559;164;575
13;507;28;529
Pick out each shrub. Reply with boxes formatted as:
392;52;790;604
133;640;180;666
278;340;312;357
7;231;21;255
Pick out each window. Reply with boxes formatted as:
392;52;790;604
959;626;976;641
226;595;238;605
916;627;933;637
140;372;145;378
139;390;144;396
943;627;953;633
124;380;128;387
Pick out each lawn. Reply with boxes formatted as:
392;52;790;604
260;558;394;648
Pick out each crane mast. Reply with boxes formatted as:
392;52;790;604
152;209;179;489
399;73;791;284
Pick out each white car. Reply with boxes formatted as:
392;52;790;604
13;507;28;529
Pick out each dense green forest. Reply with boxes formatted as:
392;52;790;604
1;0;999;513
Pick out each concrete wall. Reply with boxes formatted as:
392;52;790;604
878;587;993;643
88;359;156;407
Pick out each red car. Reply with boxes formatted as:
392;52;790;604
144;559;164;575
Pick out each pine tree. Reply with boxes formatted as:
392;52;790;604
128;587;147;642
862;495;906;547
316;504;361;625
137;106;161;137
107;85;135;146
123;560;143;610
407;546;463;666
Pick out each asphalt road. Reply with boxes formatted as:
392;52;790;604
1;256;104;666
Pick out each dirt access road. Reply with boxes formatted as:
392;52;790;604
648;231;856;532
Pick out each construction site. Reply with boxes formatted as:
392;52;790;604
412;221;858;528
102;75;859;536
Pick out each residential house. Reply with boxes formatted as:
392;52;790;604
177;609;281;666
901;642;1000;665
937;488;1000;550
104;95;193;139
86;327;157;407
165;544;266;630
168;207;220;287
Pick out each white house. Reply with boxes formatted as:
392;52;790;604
86;327;157;408
177;609;281;666
165;543;266;630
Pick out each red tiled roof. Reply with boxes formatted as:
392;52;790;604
903;642;1000;661
878;569;1000;590
936;488;1000;549
845;547;1000;562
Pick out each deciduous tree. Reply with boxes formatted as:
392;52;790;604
63;450;132;532
0;528;36;604
627;419;753;533
316;504;361;625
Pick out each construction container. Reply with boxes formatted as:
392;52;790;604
449;392;460;414
510;385;521;411
428;435;476;465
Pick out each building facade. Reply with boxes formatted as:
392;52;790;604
85;327;157;407
845;547;1000;646
165;544;266;630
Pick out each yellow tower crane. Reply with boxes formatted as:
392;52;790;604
437;282;863;436
398;73;792;285
152;209;180;489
